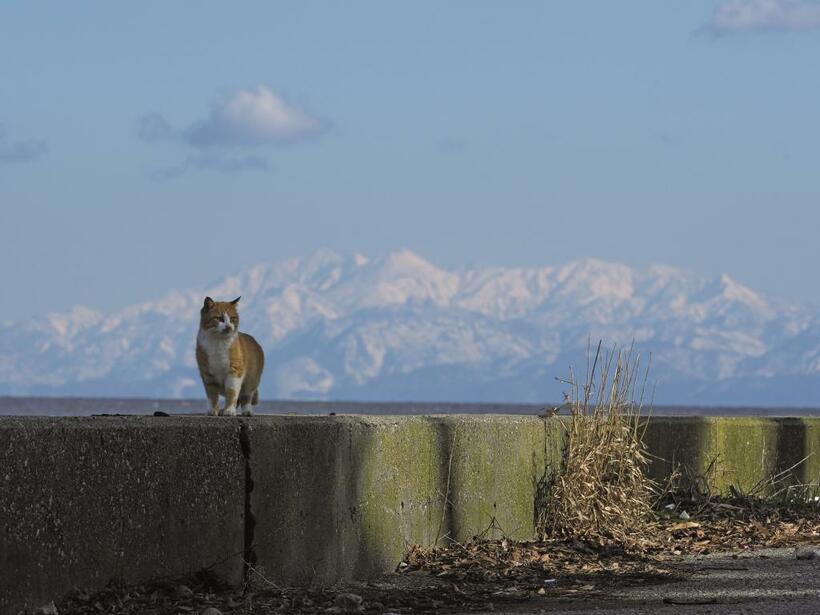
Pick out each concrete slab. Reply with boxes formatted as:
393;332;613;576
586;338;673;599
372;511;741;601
245;415;563;585
0;417;245;615
4;414;820;613
643;417;820;493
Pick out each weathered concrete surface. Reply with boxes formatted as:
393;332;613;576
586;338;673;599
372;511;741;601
0;417;245;615
246;415;820;585
4;415;820;614
643;417;820;494
246;415;564;585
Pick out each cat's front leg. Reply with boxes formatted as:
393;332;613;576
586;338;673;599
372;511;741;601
223;375;242;417
204;383;220;416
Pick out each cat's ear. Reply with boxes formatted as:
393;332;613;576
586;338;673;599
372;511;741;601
202;297;214;313
231;296;241;305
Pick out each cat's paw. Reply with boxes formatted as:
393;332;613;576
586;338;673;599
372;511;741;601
241;404;253;417
223;405;237;417
207;406;220;417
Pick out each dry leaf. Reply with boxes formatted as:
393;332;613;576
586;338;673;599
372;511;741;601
667;521;701;532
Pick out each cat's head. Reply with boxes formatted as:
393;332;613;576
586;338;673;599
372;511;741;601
200;296;241;335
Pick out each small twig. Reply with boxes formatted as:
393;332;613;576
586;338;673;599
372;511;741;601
245;563;282;591
434;427;458;546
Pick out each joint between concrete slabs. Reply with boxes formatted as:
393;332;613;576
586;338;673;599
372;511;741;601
5;415;820;615
239;420;257;580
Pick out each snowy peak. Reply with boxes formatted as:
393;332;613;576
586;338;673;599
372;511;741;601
358;249;459;308
45;306;103;339
0;251;817;404
716;273;773;313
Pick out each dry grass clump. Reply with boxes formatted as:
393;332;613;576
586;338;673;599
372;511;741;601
536;342;656;545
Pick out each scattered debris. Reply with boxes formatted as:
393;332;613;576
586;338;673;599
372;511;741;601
49;567;549;614
35;601;59;615
401;535;673;600
333;592;364;613
795;547;819;560
176;584;194;598
653;493;820;554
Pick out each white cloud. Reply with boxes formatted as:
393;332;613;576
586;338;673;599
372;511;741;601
137;86;324;174
706;0;820;34
183;86;324;148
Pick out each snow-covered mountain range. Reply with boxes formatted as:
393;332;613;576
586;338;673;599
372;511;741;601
2;249;819;405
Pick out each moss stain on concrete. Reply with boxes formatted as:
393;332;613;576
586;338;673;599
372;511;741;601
642;418;820;496
352;417;445;576
800;419;820;485
7;414;820;613
435;416;562;541
348;416;561;577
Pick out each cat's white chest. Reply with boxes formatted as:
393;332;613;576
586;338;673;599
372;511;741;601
197;330;234;382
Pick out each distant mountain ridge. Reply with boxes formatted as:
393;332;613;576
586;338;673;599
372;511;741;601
2;249;819;405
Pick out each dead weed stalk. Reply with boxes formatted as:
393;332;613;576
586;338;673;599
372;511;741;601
537;342;656;545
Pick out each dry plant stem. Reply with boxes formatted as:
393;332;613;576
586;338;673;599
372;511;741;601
538;342;656;545
434;428;457;546
245;563;281;591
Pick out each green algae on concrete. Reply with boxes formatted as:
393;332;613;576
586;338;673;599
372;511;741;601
5;413;820;614
353;418;445;568
643;417;820;495
798;419;820;485
246;415;562;586
431;415;563;541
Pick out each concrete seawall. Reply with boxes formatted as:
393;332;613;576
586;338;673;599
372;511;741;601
2;415;820;614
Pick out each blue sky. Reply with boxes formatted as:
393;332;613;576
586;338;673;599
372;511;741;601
2;1;820;321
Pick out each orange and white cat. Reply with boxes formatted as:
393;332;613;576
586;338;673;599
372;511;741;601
196;296;265;417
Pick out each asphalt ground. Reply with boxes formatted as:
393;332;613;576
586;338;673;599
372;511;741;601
476;548;820;614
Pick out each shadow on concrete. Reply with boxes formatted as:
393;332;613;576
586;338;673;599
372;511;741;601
775;418;808;491
643;417;713;494
432;418;458;545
